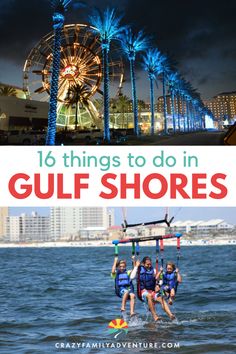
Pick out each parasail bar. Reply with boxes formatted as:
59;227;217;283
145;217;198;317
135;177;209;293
112;233;182;245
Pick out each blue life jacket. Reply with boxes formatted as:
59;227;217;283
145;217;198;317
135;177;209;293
115;269;134;297
139;266;156;291
162;271;177;290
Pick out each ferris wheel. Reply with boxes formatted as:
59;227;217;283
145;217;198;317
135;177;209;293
23;23;124;128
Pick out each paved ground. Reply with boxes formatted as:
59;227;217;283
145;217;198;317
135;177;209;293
0;130;226;146
124;131;226;146
71;130;226;145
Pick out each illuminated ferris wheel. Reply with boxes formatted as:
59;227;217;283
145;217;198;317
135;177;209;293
23;23;124;128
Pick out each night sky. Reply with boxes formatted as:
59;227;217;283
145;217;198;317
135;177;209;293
0;0;235;99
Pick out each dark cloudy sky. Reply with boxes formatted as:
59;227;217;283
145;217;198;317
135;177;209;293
0;0;235;100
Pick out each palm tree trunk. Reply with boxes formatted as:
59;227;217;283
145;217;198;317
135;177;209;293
163;73;168;134
177;94;181;131
150;76;155;135
75;96;78;130
171;90;176;134
190;102;194;131
193;106;196;130
102;43;110;142
186;100;190;132
182;96;186;132
202;114;205;129
130;58;139;136
46;15;64;145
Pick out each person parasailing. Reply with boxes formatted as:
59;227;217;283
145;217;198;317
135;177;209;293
111;248;138;317
132;256;175;321
156;236;182;305
157;262;182;305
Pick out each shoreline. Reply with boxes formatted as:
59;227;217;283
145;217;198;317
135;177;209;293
0;239;235;248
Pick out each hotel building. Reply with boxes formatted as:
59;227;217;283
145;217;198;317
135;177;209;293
5;212;50;242
0;207;9;240
50;207;115;240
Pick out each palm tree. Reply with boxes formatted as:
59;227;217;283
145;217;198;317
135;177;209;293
120;28;149;136
179;78;189;133
142;49;161;135
186;84;197;132
159;55;171;135
116;95;131;128
67;83;90;129
191;91;201;130
177;77;186;132
46;0;82;145
185;81;196;132
176;86;182;132
89;8;124;142
168;72;179;134
0;85;17;97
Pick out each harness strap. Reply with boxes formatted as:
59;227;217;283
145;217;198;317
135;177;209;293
155;239;159;273
160;239;164;268
132;242;135;257
135;242;140;257
137;265;143;302
176;236;181;267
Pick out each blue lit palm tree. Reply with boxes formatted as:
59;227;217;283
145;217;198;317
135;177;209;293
120;29;149;135
89;8;124;142
159;55;171;135
184;81;194;132
46;0;70;145
177;78;186;132
168;71;179;134
189;98;195;131
186;84;197;132
198;100;205;130
46;0;85;145
142;49;162;135
194;100;200;130
180;78;189;133
191;91;201;130
175;80;182;131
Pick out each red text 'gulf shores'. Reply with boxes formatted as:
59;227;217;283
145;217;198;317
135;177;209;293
8;172;227;200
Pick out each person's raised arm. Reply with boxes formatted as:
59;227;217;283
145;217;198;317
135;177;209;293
111;256;118;275
156;266;163;280
130;259;140;280
176;268;182;283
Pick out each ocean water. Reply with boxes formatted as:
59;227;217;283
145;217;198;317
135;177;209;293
0;246;236;354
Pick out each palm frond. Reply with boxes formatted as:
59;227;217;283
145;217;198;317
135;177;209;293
159;54;171;75
89;8;124;42
51;0;74;12
142;48;163;77
168;72;182;93
120;28;150;57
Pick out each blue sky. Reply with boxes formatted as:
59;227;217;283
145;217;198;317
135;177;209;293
10;207;236;225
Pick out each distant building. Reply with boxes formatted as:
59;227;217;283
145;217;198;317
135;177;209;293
204;91;236;124
5;212;50;242
0;207;9;240
0;96;48;131
157;95;186;116
107;209;115;228
50;207;115;240
170;219;234;235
